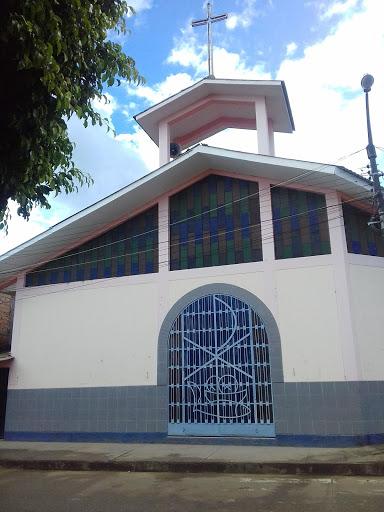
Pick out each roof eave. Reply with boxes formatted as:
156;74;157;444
0;146;371;286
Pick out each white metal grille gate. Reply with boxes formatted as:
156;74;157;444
168;294;275;436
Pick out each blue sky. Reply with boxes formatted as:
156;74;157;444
1;0;384;254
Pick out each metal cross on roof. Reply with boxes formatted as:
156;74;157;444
192;3;228;78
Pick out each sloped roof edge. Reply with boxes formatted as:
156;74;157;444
0;145;370;286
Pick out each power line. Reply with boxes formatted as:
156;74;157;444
1;148;370;265
23;192;372;275
2;147;367;257
18;211;365;301
4;188;374;277
21;192;372;277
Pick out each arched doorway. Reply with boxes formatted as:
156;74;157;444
166;290;276;437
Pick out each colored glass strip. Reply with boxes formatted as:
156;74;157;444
169;174;262;271
343;203;384;257
26;206;159;287
271;187;331;260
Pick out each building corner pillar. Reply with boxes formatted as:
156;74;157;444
159;120;170;167
255;96;270;156
326;191;360;381
268;119;275;156
258;178;278;320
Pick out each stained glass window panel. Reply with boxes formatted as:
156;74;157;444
169;174;262;270
26;206;159;287
343;203;384;257
271;187;331;259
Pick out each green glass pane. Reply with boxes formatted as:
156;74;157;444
195;244;203;268
321;241;331;254
211;241;219;266
302;243;311;256
243;243;251;263
131;239;139;264
226;239;235;264
180;245;188;269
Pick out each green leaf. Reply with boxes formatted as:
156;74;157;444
0;0;144;227
46;42;53;59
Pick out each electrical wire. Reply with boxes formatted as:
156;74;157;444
19;191;373;275
18;210;369;302
21;192;372;277
4;187;375;277
1;147;370;265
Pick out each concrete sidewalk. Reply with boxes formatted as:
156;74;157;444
1;440;384;476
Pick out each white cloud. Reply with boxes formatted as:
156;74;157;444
128;0;153;13
57;117;150;211
286;42;298;56
167;29;204;70
226;0;272;30
117;127;159;171
274;0;384;169
226;16;238;30
212;48;270;80
121;102;138;121
167;26;270;80
92;93;118;120
1;114;151;254
126;73;196;105
108;1;154;43
322;0;359;18
0;202;67;257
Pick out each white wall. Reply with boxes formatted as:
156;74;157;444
167;270;265;310
167;264;346;382
275;265;345;382
9;280;159;389
9;261;354;389
349;264;384;380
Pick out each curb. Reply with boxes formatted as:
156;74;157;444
1;459;384;476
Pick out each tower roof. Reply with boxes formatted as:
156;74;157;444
134;78;295;150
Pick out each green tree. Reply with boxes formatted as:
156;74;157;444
0;0;143;230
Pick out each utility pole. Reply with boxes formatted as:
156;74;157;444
361;74;384;234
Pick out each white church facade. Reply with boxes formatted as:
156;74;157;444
0;78;383;446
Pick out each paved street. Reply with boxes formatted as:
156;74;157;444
0;469;384;511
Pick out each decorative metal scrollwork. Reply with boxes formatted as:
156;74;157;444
168;294;274;432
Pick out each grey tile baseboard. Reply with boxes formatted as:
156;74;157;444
4;381;384;438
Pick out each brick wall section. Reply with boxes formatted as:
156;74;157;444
0;293;12;349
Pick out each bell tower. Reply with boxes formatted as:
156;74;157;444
134;78;295;166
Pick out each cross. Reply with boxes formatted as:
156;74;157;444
192;3;228;78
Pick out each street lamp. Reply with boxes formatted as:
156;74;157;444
361;74;384;234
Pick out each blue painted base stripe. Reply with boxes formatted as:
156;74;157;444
4;431;384;447
4;432;167;444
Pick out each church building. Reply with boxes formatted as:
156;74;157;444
0;76;383;446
